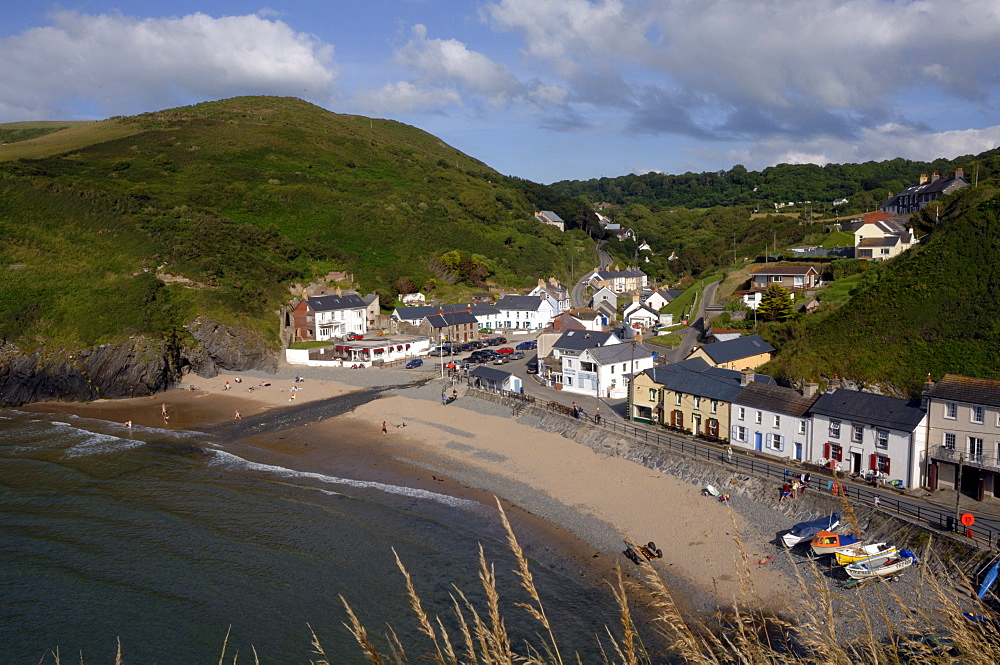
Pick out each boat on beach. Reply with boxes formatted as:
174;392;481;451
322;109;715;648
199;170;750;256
781;513;840;548
835;542;897;566
810;530;862;556
845;550;917;580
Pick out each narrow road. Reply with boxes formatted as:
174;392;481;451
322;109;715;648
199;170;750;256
663;279;720;363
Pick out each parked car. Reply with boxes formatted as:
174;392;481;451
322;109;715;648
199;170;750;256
346;333;364;341
496;347;514;355
510;351;525;360
526;358;539;374
492;356;508;365
515;341;536;350
405;358;423;369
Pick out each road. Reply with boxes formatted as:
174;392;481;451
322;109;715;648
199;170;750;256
663;278;720;363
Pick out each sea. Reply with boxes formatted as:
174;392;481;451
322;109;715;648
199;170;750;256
0;408;617;664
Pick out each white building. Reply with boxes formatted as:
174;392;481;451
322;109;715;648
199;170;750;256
495;295;555;330
302;293;368;340
730;382;818;462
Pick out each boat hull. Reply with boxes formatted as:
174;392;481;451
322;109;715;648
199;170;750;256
810;530;862;556
835;543;897;566
845;556;914;580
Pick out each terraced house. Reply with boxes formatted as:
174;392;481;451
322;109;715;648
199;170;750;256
924;374;1000;500
731;382;818;461
629;358;774;439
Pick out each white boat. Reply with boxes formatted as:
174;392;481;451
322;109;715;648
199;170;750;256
834;542;897;566
845;550;917;580
781;513;840;548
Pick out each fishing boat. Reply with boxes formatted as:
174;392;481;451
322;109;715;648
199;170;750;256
977;555;1000;600
835;542;897;566
781;513;840;548
845;550;917;580
810;530;862;556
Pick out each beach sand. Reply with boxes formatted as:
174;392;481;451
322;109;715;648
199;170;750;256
23;369;798;614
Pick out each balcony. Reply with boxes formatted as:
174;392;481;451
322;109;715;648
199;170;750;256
932;445;1000;473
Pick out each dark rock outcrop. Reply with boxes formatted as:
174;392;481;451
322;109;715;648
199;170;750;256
0;318;276;406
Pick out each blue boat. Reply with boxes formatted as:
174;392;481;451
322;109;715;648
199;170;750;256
977;557;1000;600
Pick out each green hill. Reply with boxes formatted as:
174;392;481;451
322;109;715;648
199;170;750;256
0;96;591;352
761;183;1000;395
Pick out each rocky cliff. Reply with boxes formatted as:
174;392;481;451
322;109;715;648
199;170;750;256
0;318;276;406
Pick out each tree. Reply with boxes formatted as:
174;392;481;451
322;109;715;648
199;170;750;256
395;277;416;295
756;284;796;322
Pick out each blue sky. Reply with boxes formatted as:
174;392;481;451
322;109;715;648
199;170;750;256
2;1;1000;183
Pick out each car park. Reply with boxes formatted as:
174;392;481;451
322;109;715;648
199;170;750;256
405;358;423;369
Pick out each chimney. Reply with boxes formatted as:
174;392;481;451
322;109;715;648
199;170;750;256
803;382;818;398
954;167;964;181
921;373;934;410
335;287;342;297
931;171;940;182
538;278;545;288
632;293;640;303
828;374;841;392
919;173;927;185
549;276;558;286
740;367;754;387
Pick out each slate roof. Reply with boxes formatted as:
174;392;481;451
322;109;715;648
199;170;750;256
809;390;925;432
361;294;379;306
858;236;901;248
693;335;774;364
307;293;367;312
584;342;654;364
749;265;817;276
733;382;817;416
925;374;1000;409
425;311;478;328
552;329;618;351
642;358;775;402
470;366;513;383
536;210;564;222
496;295;545;311
896;175;967;198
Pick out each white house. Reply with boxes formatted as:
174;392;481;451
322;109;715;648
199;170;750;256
808;388;927;489
573;342;656;399
527;278;571;315
495;295;555;330
622;301;659;330
297;293;368;340
549;329;621;392
534;210;565;232
590;286;618;314
642;288;683;312
730;382;818;462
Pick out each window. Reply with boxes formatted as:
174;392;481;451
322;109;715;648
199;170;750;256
648;388;658;402
876;429;889;449
755;411;762;425
773;414;781;429
944;433;956;450
829;443;843;462
768;433;784;451
693;396;701;410
735;425;748;442
738;406;746;421
711;400;718;414
565;377;573;387
707;419;719;437
851;424;864;443
873;454;891;474
970;437;984;459
945;402;957;419
798;420;807;435
675;391;683;406
972;405;985;424
830;420;841;438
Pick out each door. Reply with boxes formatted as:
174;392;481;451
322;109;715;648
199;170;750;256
692;414;702;435
754;433;762;451
851;451;862;475
794;442;803;460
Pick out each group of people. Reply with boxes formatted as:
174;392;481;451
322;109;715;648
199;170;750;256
778;473;811;503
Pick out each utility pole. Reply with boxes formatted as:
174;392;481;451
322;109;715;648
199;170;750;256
954;453;964;532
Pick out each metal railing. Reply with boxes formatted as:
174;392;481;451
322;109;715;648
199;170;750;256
933;445;1000;473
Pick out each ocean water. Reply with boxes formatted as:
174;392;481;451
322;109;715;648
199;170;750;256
0;409;616;664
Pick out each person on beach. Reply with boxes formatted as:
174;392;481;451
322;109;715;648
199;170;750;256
234;411;241;420
123;420;132;428
225;381;230;391
726;446;733;464
163;413;170;426
791;480;800;498
161;403;168;417
595;407;601;424
779;484;791;502
873;495;881;509
382;421;387;434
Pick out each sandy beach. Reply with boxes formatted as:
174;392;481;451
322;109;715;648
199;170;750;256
24;367;799;615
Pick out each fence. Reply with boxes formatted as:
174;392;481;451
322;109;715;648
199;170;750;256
524;397;1000;551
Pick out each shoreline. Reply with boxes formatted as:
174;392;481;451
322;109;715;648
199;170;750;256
21;367;799;616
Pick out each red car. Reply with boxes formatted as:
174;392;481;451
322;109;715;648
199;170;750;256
346;333;364;341
496;347;514;355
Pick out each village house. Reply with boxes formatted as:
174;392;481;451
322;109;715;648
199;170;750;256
808;386;927;490
590;286;618;315
527;277;571;315
748;265;819;291
685;334;774;371
731;381;818;462
843;212;917;261
629;358;774;438
495;294;555;330
923;374;1000;501
418;310;479;344
534;210;565;232
584;266;648;294
290;291;368;342
881;169;969;216
569;341;655;399
641;288;683;312
361;293;380;330
470;365;522;394
622;295;659;330
547;329;621;391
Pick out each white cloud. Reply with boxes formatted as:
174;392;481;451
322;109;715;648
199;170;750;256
0;11;337;121
353;81;462;114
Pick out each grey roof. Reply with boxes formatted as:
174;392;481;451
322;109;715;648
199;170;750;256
585;343;654;364
552;329;618;351
394;305;439;320
749;265;817;276
496;295;545;311
809;390;925;432
896;175;968;198
468;302;500;316
425;311;478;328
596;268;647;280
694;335;774;364
642;358;774;402
537;210;564;222
733;382;817;417
470;366;513;383
361;294;379;306
307;293;367;312
925;374;1000;409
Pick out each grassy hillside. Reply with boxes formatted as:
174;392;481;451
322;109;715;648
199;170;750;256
762;183;1000;395
0;96;590;351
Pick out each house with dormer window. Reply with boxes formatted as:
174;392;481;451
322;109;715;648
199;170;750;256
291;292;368;341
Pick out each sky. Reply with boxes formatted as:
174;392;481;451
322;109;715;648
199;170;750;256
2;1;1000;184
